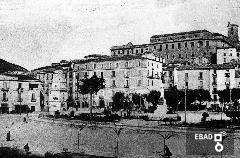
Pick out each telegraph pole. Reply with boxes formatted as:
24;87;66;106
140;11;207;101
184;88;187;125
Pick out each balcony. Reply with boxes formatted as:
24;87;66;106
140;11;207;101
124;85;129;88
1;87;9;91
17;98;23;102
31;99;37;102
212;81;217;86
2;98;8;102
198;77;203;80
110;84;116;88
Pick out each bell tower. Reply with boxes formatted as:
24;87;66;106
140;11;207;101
228;22;239;46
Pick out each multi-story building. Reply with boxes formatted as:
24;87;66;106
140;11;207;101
72;54;164;110
0;73;42;113
111;22;239;65
31;61;74;112
174;63;238;102
216;47;240;64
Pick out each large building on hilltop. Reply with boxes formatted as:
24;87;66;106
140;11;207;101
110;22;240;65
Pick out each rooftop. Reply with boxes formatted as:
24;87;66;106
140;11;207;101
151;30;210;38
177;63;236;70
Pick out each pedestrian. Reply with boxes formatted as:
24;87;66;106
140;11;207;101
24;143;30;154
6;131;10;141
164;145;172;158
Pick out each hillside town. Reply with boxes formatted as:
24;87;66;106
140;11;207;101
2;0;240;155
1;22;240;116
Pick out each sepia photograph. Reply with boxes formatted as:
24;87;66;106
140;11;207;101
0;0;240;157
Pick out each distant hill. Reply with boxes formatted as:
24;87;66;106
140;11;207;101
0;58;28;74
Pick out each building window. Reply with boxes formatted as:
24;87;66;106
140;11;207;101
112;80;116;87
93;72;97;76
3;92;7;101
179;54;182;58
185;73;188;81
166;44;168;50
138;61;141;67
224;58;226;62
111;71;115;77
116;63;119;68
237;53;239;57
101;72;103;78
206;41;209;47
141;49;143;53
138;70;141;76
197;41;203;47
172;55;175;59
172;44;174;49
137;80;141;86
148;80;150;86
125;62;129;67
3;82;7;89
167;55;169;59
125;80;129;88
18;83;22;89
223;53;226;56
159;45;162;51
199;72;203;80
178;43;181;49
185;82;188;88
93;64;96;69
230;53;232;56
191;42;194;48
136;50;139;54
154;46;156;49
31;93;36;102
185;42;187;47
85;65;87;69
185;54;188;58
199;81;203;89
152;80;154;86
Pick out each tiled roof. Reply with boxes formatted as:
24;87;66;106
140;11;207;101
151;30;210;38
177;63;235;70
2;73;40;81
73;55;148;64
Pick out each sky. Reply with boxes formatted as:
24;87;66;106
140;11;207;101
0;0;240;70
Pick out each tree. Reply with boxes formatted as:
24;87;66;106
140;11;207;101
146;90;161;107
66;95;75;110
79;74;105;119
112;92;125;112
164;87;184;112
218;89;230;104
131;93;144;110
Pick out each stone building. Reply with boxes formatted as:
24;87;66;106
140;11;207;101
72;54;164;111
0;73;42;113
31;61;74;112
216;47;240;64
174;63;238;102
110;22;239;65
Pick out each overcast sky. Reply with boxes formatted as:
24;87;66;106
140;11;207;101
0;0;240;70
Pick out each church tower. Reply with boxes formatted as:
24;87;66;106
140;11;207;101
228;22;239;46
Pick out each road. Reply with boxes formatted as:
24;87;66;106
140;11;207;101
0;114;239;158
